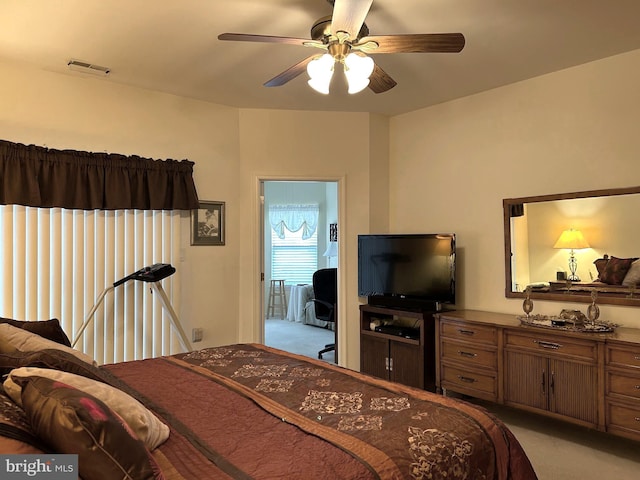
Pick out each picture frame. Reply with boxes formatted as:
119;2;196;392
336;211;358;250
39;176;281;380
191;201;225;245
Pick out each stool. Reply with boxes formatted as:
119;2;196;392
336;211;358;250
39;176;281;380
267;279;287;319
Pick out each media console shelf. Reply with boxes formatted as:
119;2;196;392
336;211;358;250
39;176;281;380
435;309;640;442
359;304;437;391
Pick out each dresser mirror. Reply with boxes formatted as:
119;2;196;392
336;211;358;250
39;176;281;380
504;186;640;307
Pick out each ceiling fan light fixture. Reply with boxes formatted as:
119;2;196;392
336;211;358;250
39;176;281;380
307;53;335;94
344;53;374;94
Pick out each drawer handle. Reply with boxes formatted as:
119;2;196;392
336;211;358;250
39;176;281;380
636;417;640;422
458;329;475;336
457;375;476;383
458;350;477;358
635;355;640;360
534;340;562;350
635;385;640;390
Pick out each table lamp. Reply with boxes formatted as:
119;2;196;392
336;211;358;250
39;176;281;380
553;228;590;281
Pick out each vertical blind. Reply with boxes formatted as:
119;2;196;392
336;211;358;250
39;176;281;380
0;205;183;364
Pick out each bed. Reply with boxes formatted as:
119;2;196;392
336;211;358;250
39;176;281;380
0;322;537;480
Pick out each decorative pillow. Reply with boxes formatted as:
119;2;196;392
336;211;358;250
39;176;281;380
0;323;96;366
599;256;635;285
0;384;47;453
0;348;108;381
18;376;164;480
0;317;71;347
5;367;169;450
593;256;609;278
622;259;640;287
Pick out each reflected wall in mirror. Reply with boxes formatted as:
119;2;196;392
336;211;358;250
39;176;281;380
504;186;640;307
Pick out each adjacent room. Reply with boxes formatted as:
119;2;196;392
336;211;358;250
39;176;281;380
1;1;640;479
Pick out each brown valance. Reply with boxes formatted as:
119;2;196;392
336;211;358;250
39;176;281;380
0;139;199;210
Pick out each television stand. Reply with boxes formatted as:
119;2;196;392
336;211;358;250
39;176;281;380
366;295;444;312
359;304;436;392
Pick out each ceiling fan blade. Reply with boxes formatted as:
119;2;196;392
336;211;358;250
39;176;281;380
331;0;373;40
264;55;317;87
218;33;318;47
368;64;397;94
359;33;465;54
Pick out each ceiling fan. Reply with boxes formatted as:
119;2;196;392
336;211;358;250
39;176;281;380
218;0;465;95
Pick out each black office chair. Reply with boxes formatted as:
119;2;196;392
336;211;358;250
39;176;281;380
312;268;337;360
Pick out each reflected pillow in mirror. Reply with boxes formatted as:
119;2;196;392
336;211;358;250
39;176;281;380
600;256;635;285
593;256;609;279
622;259;640;287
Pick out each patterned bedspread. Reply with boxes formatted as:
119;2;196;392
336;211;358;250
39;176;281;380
103;344;537;480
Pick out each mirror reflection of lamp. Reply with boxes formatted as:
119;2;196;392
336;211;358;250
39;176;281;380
553;228;590;281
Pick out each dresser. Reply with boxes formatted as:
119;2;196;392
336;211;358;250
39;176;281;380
435;310;640;440
604;329;640;441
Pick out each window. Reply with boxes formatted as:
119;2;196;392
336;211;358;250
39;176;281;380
0;205;182;364
271;226;318;285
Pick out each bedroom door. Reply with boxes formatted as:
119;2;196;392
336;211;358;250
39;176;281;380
261;180;338;362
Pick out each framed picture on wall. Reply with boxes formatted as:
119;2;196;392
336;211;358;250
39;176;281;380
191;201;225;245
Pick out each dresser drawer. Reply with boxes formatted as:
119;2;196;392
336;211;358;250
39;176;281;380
607;345;640;370
441;340;497;369
607;370;640;400
606;400;640;439
441;364;497;396
505;331;597;361
440;321;497;345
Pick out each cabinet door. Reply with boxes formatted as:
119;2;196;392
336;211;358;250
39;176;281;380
390;341;423;389
360;335;389;380
549;358;598;424
505;350;548;411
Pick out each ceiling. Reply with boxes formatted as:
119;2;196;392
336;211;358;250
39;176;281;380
2;0;640;116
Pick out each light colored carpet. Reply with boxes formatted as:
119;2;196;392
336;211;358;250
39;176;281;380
469;399;640;480
264;317;335;363
264;319;639;479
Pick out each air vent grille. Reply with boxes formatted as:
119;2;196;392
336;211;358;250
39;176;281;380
67;60;111;76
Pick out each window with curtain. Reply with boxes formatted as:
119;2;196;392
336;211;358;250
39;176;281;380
269;204;319;285
0;139;199;364
0;205;183;364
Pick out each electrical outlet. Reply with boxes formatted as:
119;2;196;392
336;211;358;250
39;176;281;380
192;328;203;343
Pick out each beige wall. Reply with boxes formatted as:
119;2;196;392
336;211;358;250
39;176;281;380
3;45;639;369
0;59;384;370
389;49;640;327
237;109;378;369
0;59;242;348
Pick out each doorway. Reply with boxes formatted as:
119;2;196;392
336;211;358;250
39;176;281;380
262;180;338;363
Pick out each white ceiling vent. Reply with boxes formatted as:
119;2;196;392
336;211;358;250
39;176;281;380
67;60;110;76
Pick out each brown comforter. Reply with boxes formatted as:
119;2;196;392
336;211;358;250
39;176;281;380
101;344;537;480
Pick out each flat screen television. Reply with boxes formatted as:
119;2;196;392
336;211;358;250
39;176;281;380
358;233;456;310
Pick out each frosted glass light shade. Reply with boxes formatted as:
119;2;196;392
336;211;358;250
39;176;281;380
344;53;374;94
307;54;335;94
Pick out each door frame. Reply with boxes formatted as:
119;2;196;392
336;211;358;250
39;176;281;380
255;175;345;365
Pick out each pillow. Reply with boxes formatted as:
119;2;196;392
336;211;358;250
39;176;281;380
0;323;96;366
593;256;609;278
622;259;640;287
0;317;71;347
18;376;164;480
0;348;108;382
5;367;169;450
599;256;635;285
